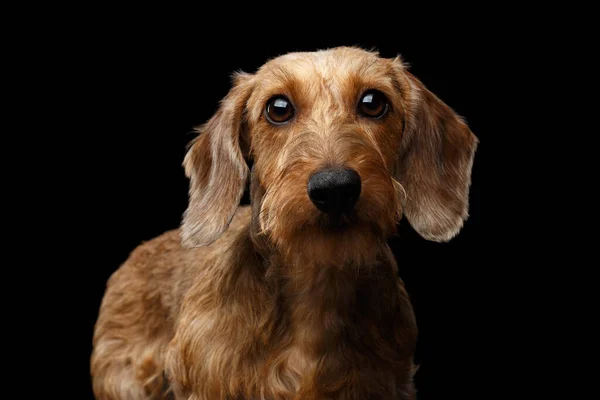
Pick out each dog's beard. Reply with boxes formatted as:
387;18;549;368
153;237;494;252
258;168;401;268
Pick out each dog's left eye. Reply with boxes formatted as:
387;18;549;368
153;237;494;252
265;96;295;124
358;90;389;119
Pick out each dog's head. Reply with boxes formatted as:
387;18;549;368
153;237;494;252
181;47;478;265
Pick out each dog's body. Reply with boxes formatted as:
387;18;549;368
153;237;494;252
92;207;418;399
91;47;477;399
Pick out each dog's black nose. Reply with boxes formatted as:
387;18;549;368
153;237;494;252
307;168;361;214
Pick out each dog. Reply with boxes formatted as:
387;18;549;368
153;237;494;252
91;46;478;399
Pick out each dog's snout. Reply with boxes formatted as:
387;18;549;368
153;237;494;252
307;168;361;214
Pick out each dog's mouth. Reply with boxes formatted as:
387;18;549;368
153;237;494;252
316;211;357;230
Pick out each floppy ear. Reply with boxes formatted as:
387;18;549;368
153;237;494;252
396;71;478;242
181;73;253;247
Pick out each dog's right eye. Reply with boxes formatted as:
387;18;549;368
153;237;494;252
265;96;294;124
358;90;389;119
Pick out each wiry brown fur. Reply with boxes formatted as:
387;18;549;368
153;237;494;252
91;47;478;399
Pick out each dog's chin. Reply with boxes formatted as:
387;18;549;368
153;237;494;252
316;212;354;230
317;202;399;234
314;211;375;233
269;210;392;268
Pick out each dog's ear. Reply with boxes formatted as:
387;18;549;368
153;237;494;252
395;70;478;242
181;72;253;247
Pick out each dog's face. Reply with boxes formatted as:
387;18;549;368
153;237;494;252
181;47;478;265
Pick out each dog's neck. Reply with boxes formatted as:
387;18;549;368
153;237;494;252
273;261;367;354
251;236;399;356
257;249;407;388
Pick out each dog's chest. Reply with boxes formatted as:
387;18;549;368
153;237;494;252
171;305;413;399
224;326;408;399
169;257;416;399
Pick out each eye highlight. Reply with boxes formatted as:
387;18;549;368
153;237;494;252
265;96;294;124
358;90;389;119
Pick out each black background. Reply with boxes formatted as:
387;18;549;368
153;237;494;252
52;18;527;400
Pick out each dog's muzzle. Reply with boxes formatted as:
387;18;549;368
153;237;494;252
307;168;361;214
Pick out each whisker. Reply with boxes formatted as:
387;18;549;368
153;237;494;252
392;178;409;202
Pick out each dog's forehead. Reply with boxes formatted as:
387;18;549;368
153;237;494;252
256;47;393;87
